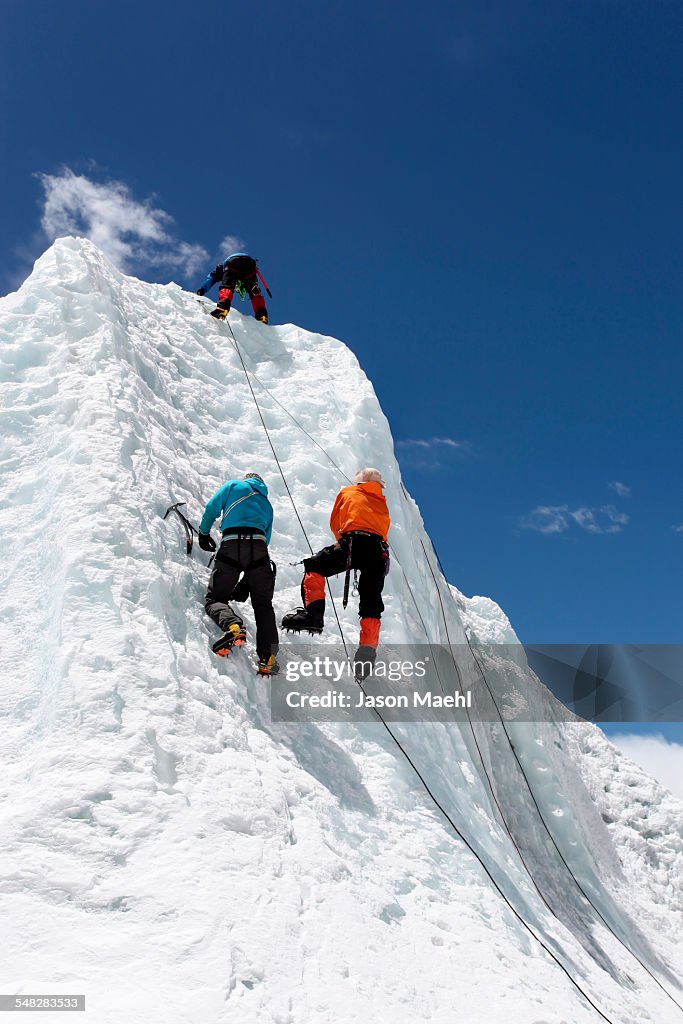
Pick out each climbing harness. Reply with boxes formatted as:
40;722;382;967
215;532;274;576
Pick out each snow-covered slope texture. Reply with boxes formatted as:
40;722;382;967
1;238;681;1024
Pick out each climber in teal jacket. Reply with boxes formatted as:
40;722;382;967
198;472;278;674
198;473;273;543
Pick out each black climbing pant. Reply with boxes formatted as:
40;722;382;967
205;537;278;659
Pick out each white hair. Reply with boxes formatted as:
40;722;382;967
355;467;385;487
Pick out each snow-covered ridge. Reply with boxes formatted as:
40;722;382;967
0;237;681;1024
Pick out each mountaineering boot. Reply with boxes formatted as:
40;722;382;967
355;619;380;681
212;622;247;657
255;309;268;324
281;600;325;635
211;291;232;319
257;655;280;677
354;645;376;683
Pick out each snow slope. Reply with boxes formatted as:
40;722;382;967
0;237;681;1024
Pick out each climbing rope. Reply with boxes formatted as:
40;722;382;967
386;492;681;1015
215;326;683;1015
216;316;630;1024
352;675;621;1024
224;317;349;657
415;534;562;909
245;365;352;483
427;538;683;1016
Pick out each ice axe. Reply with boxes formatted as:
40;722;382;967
163;502;198;556
256;268;273;298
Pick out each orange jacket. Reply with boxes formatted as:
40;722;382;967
329;482;390;542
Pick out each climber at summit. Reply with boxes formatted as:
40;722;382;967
197;252;270;323
282;469;390;671
198;472;279;676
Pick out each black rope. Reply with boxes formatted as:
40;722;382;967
428;540;683;1015
417;535;561;915
393;493;674;1018
351;679;618;1023
246;362;680;1011
216;316;633;1022
226;320;311;552
245;366;352;483
219;318;682;1010
224;318;349;657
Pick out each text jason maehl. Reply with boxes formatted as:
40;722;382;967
285;689;473;710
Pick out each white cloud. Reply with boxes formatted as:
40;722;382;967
397;437;464;450
521;505;572;534
522;504;629;535
37;168;208;277
609;481;631;497
673;525;683;534
571;505;629;534
396;437;470;471
609;733;683;800
217;235;246;258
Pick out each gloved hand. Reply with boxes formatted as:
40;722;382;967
196;287;206;296
198;532;217;552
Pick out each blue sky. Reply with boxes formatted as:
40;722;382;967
2;0;681;667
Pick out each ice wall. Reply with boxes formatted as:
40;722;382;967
1;238;681;1024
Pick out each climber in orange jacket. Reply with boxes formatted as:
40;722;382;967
281;468;390;652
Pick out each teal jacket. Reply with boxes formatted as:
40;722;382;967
200;478;273;543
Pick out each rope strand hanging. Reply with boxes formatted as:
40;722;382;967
213;324;683;1015
215;316;626;1024
224;317;349;658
